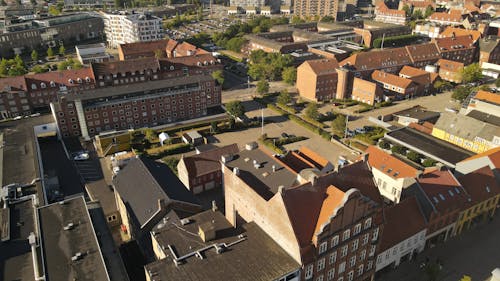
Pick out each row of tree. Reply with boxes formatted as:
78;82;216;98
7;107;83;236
248;50;295;83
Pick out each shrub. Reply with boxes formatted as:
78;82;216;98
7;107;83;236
391;145;406;155
422;158;437;167
379;140;390;149
146;143;191;158
406;150;421;162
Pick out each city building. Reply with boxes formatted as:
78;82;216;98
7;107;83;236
455;147;500;178
391;105;440;126
398;0;436;14
145;209;302;281
371;70;418;99
351;77;383;105
398;66;439;95
353;21;412;48
414;23;443;39
64;0;103;8
118;39;208;60
375;197;427;272
432;35;478;65
436;59;464;83
296;59;339;102
293;0;356;21
101;11;163;48
222;144;383;281
0;13;104;57
439;27;482;43
428;10;465;26
432;112;500;153
37;196;112;281
112;157;201;239
76;43;110;65
364;146;419;204
479;38;500;65
405;43;442;68
374;2;408;25
464;90;500;117
454;166;500;235
279;146;335;174
177;143;239;194
230;0;279;13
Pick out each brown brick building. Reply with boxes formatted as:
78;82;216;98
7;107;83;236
436;59;464;83
118;39;209;61
479;38;500;65
351;78;382;105
432;35;478;65
297;59;339;102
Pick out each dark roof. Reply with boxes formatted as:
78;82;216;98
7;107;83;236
466;110;500;126
0;198;36;281
181;144;239;177
385;127;473;166
113;157;199;228
479;38;499;53
223;148;298;200
145;210;300;281
392;106;441;121
38;196;110;281
457;166;500;205
379;197;427;251
91;57;160;77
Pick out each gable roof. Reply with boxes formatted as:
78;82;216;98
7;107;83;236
460;147;500;169
297;146;331;170
365;146;419;179
399;66;429;77
313;185;346;237
340;47;411;71
91;57;160;76
119;39;169;57
473;90;500;106
458;166;500;204
181;144;239;177
372;70;415;89
113;157;199;227
479;38;500;54
439;27;481;42
428;10;464;23
379;197;427;251
436;59;464;71
466;110;500;126
302;59;339;75
405;43;441;64
434;35;475;52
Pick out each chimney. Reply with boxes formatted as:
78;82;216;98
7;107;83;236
363;153;369;163
198;222;216;242
233;167;240;176
435;162;445;171
272;165;276;172
451;32;455;39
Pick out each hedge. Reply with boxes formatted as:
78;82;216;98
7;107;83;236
146;143;191;159
373;34;421;48
276;103;296;114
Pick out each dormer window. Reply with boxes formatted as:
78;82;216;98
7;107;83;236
170;65;174;70
31;84;37;90
77;78;83;84
197;62;202;66
68;79;74;84
40;82;46;89
203;61;208;65
50;81;56;87
85;77;91;82
210;60;214;65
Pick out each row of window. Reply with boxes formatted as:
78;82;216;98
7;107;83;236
319;218;373;255
307;260;374;281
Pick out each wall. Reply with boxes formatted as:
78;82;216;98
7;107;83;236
375;229;426;271
297;63;319;101
372;168;415;203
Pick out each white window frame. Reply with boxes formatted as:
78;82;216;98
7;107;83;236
364;218;372;230
317;258;326;271
305;264;314;279
343;229;351;241
331;235;339;248
319;242;328;254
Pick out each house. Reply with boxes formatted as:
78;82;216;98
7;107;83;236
182;131;204;146
455;147;500;178
436;59;464;83
177;143;239;194
439;27;482;43
145;209;302;281
406;167;469;246
432;112;500;153
479;38;500;65
278;146;335;174
364;146;419;203
405;43;441;68
428;10;465;26
351;77;383;105
432;35;477;65
371;70;418;99
76;43;110;64
414;23;443;39
455;166;500;235
374;2;408;25
296;59;339;102
398;66;439;95
391;105;441;126
112;157;201;239
375;197;427;272
339;47;412;78
465;90;500;117
118;39;209;60
222;144;383;281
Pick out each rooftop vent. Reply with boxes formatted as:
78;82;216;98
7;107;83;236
71;252;83;262
233;167;240;176
221;154;234;163
180;218;191;226
63;222;74;231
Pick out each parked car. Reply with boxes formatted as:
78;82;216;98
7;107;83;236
13;116;22;120
73;152;89;161
355;127;366;134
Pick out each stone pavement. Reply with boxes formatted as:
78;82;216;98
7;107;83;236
377;214;500;281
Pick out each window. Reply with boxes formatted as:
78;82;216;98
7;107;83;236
343;230;350;241
372;227;379;241
357;265;364;276
367;261;373;270
337;278;343;281
331;235;339;248
305;264;313;279
353;224;361;236
341;245;348;257
349;256;356;267
338;261;346;274
317;258;325;271
369;245;376;257
347;271;354;281
359;250;366;261
352;239;359;252
362;233;369;245
316;275;324;281
364;218;372;230
329;251;337;264
327;268;335;281
319;242;328;254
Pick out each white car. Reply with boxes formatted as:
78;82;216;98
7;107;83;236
13;116;22;120
73;152;90;161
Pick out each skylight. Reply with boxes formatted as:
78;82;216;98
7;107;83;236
448;190;454;197
486;186;491;193
454;187;461;194
433;197;439;204
439;194;446;201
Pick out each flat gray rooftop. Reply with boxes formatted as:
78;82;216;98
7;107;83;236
0;198;37;281
224;148;298;200
38;196;110;281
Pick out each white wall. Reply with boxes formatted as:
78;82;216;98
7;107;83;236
375;229;426;271
372;168;415;203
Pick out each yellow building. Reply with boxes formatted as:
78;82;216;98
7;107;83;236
432;112;499;154
454;166;500;235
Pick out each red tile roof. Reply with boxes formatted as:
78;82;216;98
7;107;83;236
24;68;95;87
399;66;428;77
473;90;500;105
365;146;419;179
297;146;331;169
436;59;464;72
417;168;468;213
119;39;169;57
405;43;441;64
458;166;500;205
439;27;481;43
461;147;500;169
433;35;475;52
0;76;27;92
379;197;427;251
303;59;339;75
372;70;415;89
91;57;160;76
428;10;464;23
313;185;346;237
340;47;411;71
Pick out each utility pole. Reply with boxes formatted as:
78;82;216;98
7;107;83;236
261;108;264;136
344;115;349;139
381;33;386;50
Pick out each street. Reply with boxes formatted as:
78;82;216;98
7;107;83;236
378;215;500;281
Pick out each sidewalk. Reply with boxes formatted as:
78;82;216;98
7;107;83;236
378;215;500;281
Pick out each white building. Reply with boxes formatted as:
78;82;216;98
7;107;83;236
414;24;442;39
101;11;164;48
375;198;427;272
75;43;110;64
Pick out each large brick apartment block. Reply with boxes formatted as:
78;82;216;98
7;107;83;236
296;59;339;102
351;78;382;105
118;39;209;61
222;145;384;281
374;2;408;25
432;35;478;65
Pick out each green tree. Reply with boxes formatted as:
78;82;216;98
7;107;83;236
277;90;291;105
422;158;437;167
391;145;406;155
406;150;421;162
211;70;224;86
291;15;305;24
495;78;500;87
433;80;452;92
461;63;482;83
424;5;434;18
256;79;269;95
412;9;423;20
331;114;346;135
378;140;390;150
58;44;65;56
225;100;245;118
282;66;297;85
32;65;49;73
424;262;441;281
304;102;319;120
8;64;27;76
31;50;38;62
162;157;179;175
144;129;156;143
0;0;7;6
48;5;61;15
402;4;411;16
47;47;54;58
452;85;473;102
0;58;8;75
210;121;218;133
320;15;335;22
225;37;246;53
